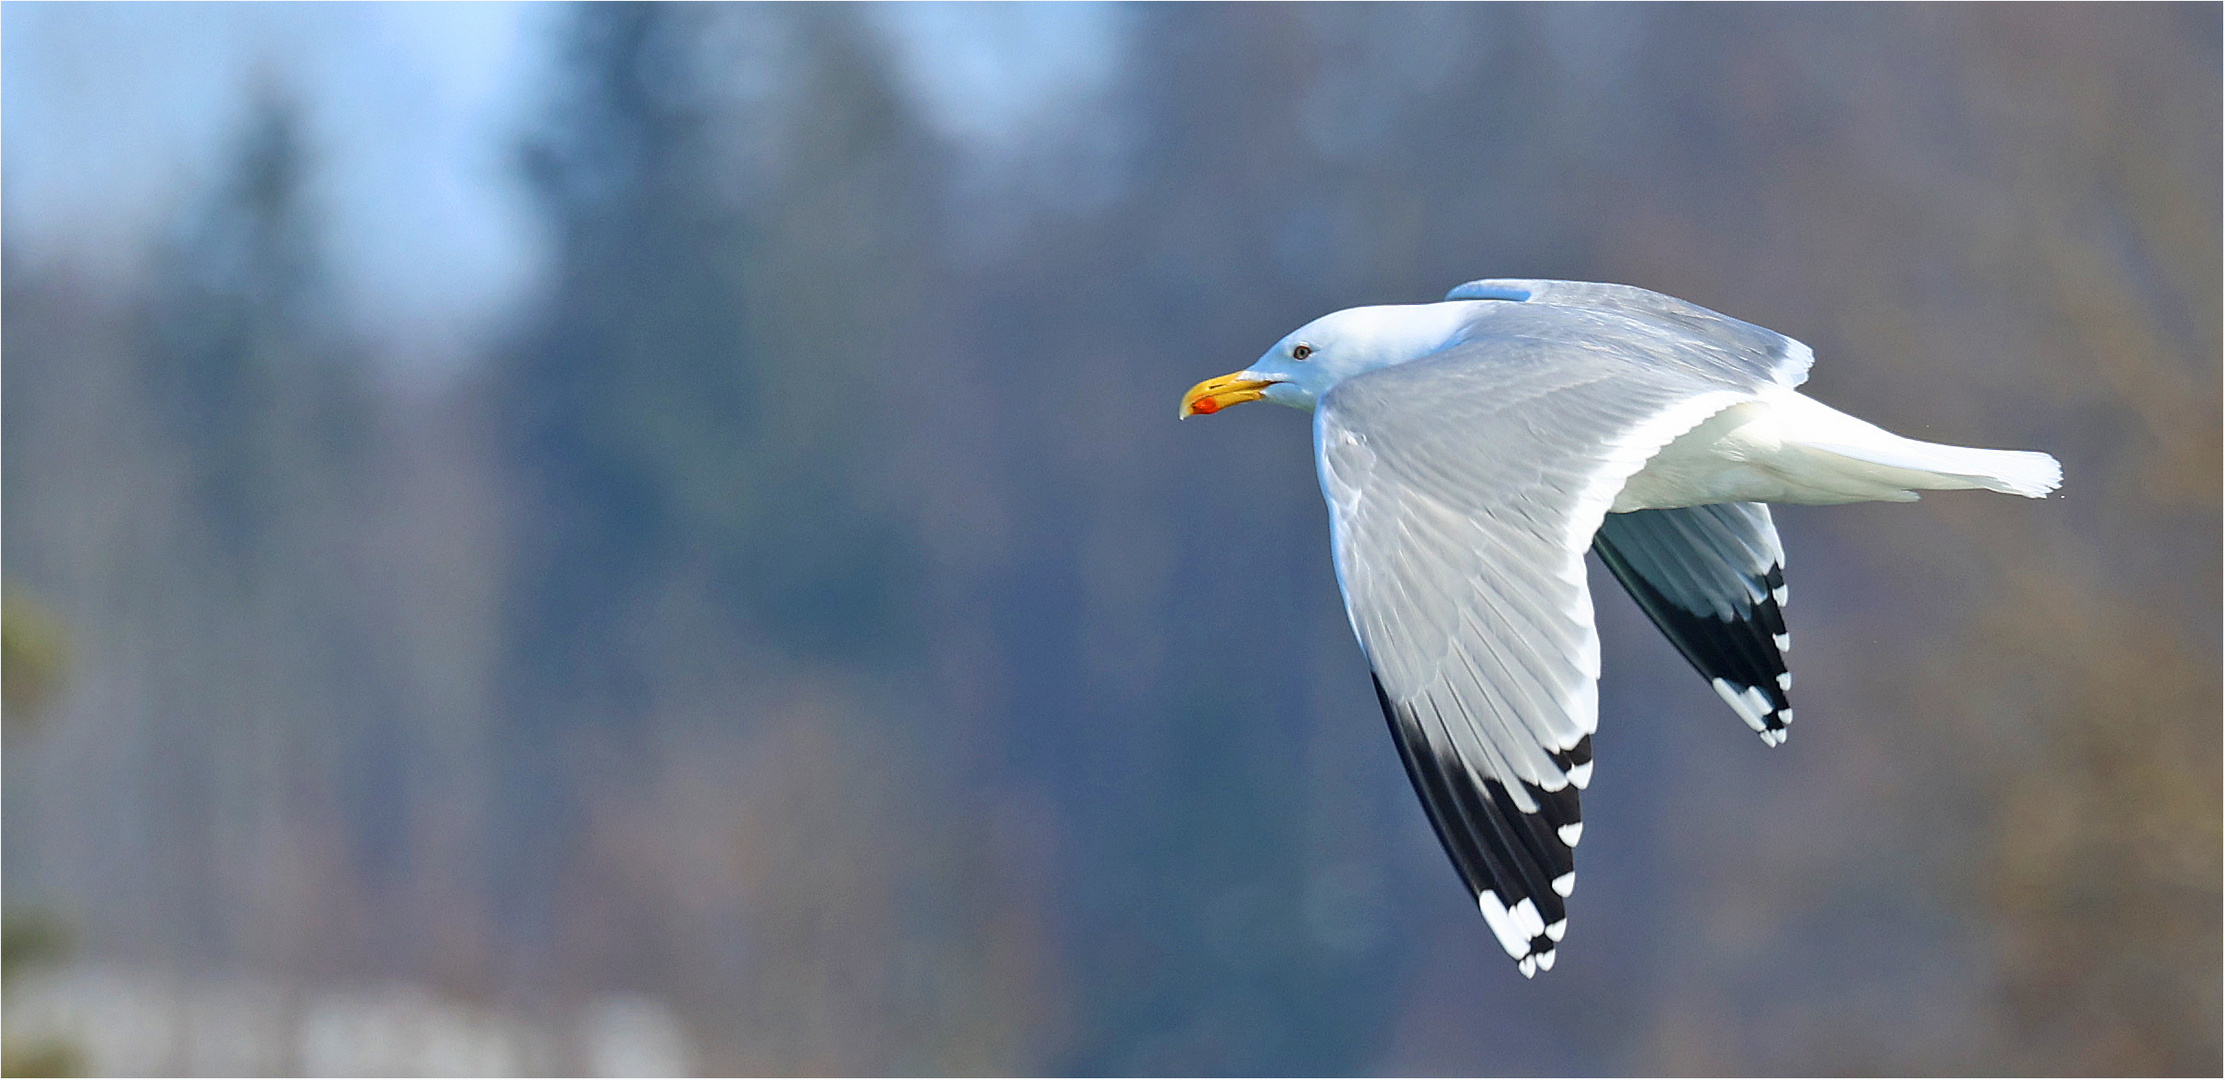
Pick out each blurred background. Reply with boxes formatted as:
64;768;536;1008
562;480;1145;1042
3;3;2217;1074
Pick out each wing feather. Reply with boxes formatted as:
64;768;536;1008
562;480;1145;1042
1316;304;1783;975
1444;278;1815;388
1593;504;1795;743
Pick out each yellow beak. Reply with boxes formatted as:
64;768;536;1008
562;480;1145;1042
1179;371;1276;418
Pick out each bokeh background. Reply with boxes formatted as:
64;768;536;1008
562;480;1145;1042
3;3;2217;1075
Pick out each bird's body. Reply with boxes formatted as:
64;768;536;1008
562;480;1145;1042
1182;279;2059;977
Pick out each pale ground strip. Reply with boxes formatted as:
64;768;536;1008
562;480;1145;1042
4;964;694;1076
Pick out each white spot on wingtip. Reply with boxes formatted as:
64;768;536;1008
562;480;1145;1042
1773;633;1791;652
1714;678;1767;731
1558;822;1584;846
1772;584;1789;606
1535;948;1556;971
1551;872;1576;897
1518;956;1538;978
1477;890;1529;959
1545;918;1567;942
1739;685;1772;717
1777;671;1792;690
1508;897;1545;939
1567;761;1593;789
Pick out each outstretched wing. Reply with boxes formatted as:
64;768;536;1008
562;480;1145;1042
1594;504;1794;744
1446;278;1815;389
1316;301;1779;976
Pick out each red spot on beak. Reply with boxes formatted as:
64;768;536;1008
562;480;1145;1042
1191;397;1221;415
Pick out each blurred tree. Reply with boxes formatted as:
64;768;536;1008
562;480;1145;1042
128;91;396;970
501;3;928;709
142;93;371;573
485;8;1048;1071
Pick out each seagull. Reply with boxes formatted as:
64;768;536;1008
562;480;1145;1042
1180;279;2060;978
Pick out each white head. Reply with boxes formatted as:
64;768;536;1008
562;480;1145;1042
1181;301;1484;417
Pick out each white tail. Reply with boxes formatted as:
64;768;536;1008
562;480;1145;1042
1768;389;2063;501
1799;434;2063;498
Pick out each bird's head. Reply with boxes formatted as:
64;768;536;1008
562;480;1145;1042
1180;301;1484;417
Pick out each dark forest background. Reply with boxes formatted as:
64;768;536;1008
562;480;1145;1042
5;4;2218;1074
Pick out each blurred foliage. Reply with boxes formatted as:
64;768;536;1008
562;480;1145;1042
3;583;82;1076
1;910;81;1077
1;910;75;984
2;589;68;727
0;1041;83;1079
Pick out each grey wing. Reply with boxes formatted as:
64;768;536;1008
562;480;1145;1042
1445;277;1815;388
1316;334;1758;977
1593;504;1794;744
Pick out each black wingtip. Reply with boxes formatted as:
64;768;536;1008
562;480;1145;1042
1369;673;1581;975
1594;510;1794;743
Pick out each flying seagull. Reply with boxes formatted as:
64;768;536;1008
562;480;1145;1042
1180;279;2060;978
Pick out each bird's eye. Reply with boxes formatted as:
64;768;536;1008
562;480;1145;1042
1291;343;1313;360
